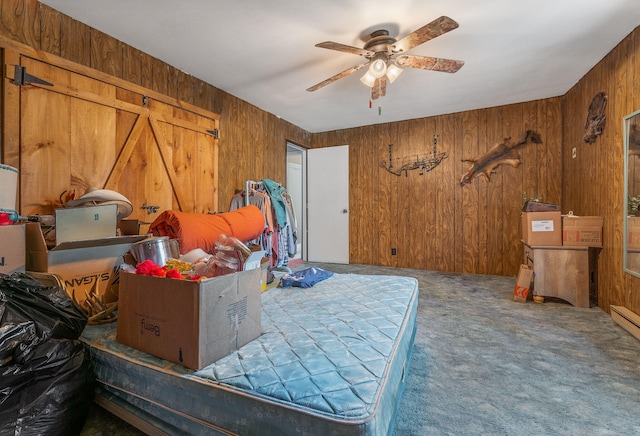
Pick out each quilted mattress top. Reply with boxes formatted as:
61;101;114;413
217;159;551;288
191;273;419;419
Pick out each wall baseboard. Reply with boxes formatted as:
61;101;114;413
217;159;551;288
610;305;640;341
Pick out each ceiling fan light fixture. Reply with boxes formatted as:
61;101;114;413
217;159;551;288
368;58;387;78
360;71;376;87
386;63;403;83
308;16;464;100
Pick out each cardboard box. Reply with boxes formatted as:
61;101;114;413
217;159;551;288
118;219;151;236
628;217;640;250
55;204;117;245
0;224;26;274
260;257;270;291
117;268;262;370
562;214;603;247
521;211;562;246
243;250;266;271
513;264;534;303
25;223;145;304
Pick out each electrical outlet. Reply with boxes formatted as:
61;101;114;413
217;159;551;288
572;147;577;159
391;248;397;255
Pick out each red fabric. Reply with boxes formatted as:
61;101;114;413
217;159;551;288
149;206;265;254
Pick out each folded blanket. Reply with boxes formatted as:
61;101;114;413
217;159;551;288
149;206;265;254
279;267;334;288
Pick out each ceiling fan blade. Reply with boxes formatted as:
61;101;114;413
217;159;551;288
393;16;460;53
307;63;367;92
371;76;387;100
315;41;372;57
396;54;464;73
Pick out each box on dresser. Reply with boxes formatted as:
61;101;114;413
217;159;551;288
562;214;603;247
521;211;562;246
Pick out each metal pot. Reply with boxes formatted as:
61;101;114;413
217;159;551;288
130;236;171;267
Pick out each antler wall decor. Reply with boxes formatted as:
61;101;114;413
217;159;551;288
381;134;448;177
459;130;543;186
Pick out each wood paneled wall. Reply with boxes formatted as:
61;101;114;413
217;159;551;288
0;0;310;213
563;27;640;314
311;99;563;276
5;1;640;314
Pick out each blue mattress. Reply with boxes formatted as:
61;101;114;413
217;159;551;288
81;273;419;435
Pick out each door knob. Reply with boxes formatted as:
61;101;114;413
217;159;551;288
342;209;349;214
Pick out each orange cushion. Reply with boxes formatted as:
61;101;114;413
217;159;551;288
149;206;265;254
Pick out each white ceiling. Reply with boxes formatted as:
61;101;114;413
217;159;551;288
40;0;640;133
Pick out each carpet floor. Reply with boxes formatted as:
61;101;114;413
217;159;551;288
80;263;640;435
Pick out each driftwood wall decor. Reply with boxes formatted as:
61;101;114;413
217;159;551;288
460;130;543;186
583;91;607;143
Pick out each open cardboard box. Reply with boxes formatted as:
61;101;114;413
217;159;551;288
243;250;265;271
25;222;146;304
0;224;26;274
117;267;262;370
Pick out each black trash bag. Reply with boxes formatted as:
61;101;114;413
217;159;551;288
0;339;94;436
0;272;93;436
0;272;87;342
0;321;36;366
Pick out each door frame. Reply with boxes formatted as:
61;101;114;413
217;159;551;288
286;141;306;261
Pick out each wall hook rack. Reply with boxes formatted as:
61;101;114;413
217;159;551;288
141;203;159;214
380;134;448;177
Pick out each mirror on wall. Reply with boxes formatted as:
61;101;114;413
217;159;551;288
624;109;640;278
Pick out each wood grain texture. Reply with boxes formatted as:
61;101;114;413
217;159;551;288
462;110;479;273
501;102;523;276
423;117;437;270
373;125;397;266
2;50;20;169
38;3;59;55
313;99;562;277
0;0;39;48
59;13;90;66
177;70;194;105
485;106;504;276
0;0;308;222
12;54;219;223
90;28;121;78
563;27;640;313
151;60;170;97
6;1;640;317
122;44;142;86
394;121;410;268
407;118;427;269
20;85;71;214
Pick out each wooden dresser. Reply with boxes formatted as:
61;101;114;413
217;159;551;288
522;242;599;308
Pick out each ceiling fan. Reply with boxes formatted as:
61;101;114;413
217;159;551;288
307;16;464;100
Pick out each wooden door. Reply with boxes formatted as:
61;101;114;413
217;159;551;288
8;54;219;223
